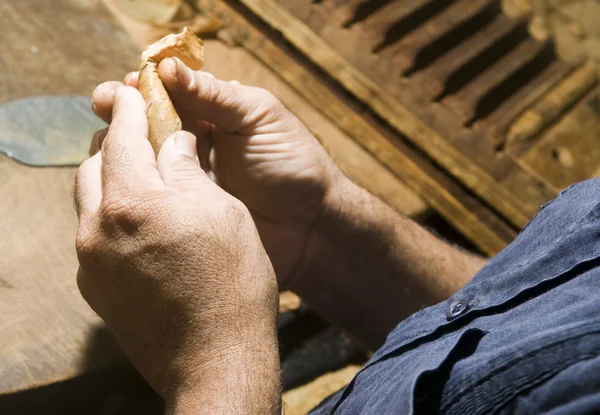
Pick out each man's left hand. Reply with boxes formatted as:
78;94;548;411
75;86;281;414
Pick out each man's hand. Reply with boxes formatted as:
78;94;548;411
91;58;340;289
76;86;281;414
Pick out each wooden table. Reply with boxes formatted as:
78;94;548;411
0;1;140;412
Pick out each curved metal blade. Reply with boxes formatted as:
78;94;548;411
0;95;106;167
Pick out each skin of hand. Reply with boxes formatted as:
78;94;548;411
75;87;281;414
91;58;341;290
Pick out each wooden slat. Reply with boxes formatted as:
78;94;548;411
283;365;362;414
320;0;366;24
443;38;549;124
518;88;600;190
505;63;597;148
411;13;519;100
278;0;314;21
377;0;498;74
359;0;432;36
199;0;518;254
476;60;573;147
231;0;541;227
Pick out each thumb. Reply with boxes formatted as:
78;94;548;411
157;131;208;192
158;58;280;133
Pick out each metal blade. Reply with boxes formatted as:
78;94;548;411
0;95;106;167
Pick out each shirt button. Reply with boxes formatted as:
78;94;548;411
446;299;469;319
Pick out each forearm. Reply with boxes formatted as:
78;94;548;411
289;174;487;349
166;318;281;415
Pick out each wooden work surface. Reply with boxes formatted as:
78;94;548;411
0;0;139;399
0;0;427;412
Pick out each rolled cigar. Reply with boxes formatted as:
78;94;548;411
138;27;204;156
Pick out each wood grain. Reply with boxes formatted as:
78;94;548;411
283;364;362;415
0;0;140;397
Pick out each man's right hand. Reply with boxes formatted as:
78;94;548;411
92;58;342;289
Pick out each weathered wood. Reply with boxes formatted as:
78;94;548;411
411;13;523;100
283;364;362;414
377;0;500;73
443;38;550;125
476;59;572;147
0;0;140;399
506;63;598;146
518;88;600;191
357;0;433;40
197;0;518;254
321;0;373;26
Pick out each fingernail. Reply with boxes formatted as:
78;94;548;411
124;71;139;86
92;84;113;112
173;57;194;87
174;132;197;158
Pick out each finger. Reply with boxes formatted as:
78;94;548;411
102;86;160;193
181;118;212;171
158;58;279;133
124;71;139;88
92;81;123;124
75;152;103;219
156;131;210;192
89;127;108;156
229;80;241;86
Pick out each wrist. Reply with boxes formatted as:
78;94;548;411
164;322;281;415
286;170;376;292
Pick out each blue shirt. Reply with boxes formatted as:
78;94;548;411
310;178;600;414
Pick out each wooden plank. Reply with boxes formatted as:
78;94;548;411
410;13;519;99
517;88;600;191
231;0;539;229
321;0;379;26
198;0;518;254
443;38;549;124
476;60;573;147
376;0;498;72
278;0;314;22
0;0;140;397
359;0;432;36
503;63;597;149
283;365;362;414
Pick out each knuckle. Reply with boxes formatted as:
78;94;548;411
250;88;288;122
99;191;164;232
76;156;96;182
255;88;281;108
99;194;143;229
75;225;105;271
222;198;251;224
205;78;227;106
75;230;96;261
